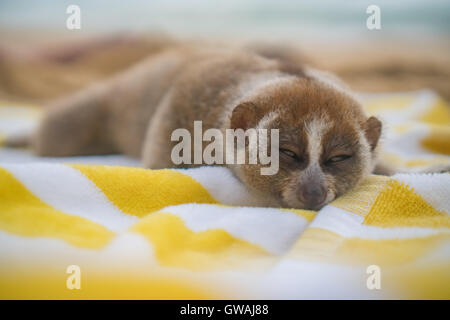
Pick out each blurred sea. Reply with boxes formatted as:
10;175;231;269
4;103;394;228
0;0;449;42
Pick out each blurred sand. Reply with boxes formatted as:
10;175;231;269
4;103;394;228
0;30;449;104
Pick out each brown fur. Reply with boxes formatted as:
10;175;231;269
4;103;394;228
225;77;379;209
24;46;386;209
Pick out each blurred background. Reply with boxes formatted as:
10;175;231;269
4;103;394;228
0;0;449;104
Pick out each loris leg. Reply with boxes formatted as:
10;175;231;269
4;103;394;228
31;84;117;157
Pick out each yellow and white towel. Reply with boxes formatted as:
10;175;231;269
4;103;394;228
0;90;449;299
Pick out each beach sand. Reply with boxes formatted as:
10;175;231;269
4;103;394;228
0;30;449;105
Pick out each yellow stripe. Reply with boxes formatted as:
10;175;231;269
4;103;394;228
281;208;316;222
385;263;450;300
290;227;450;299
132;212;272;271
0;268;222;299
337;233;449;266
392;123;414;134
364;180;450;228
419;98;450;125
363;95;414;114
421;124;450;155
382;152;450;169
331;175;389;217
290;227;450;266
0;167;114;249
72;165;217;217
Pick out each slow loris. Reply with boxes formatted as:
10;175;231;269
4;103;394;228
7;46;447;209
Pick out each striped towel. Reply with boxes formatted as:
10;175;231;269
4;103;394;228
0;90;449;299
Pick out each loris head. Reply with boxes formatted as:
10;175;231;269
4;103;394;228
229;76;382;210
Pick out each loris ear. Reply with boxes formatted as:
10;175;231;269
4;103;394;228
230;102;262;130
363;116;382;151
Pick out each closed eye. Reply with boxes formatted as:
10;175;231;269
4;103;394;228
326;155;352;164
280;148;303;162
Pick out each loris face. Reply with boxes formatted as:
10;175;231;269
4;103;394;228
230;77;382;210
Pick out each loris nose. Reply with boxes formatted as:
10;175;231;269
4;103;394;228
299;184;327;209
